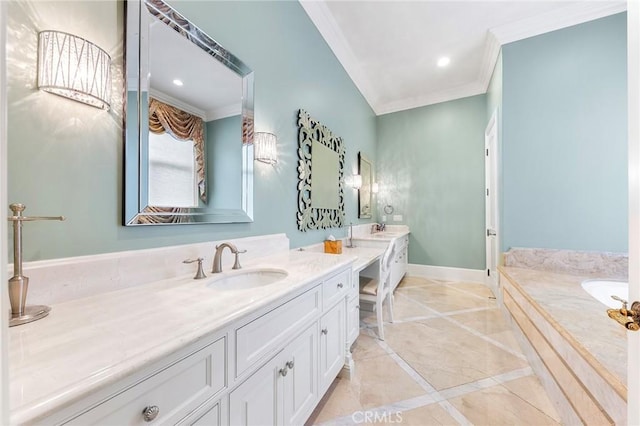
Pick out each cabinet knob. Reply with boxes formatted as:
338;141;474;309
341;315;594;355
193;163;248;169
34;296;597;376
337;282;344;289
286;360;294;369
142;405;160;422
279;367;288;377
321;328;328;335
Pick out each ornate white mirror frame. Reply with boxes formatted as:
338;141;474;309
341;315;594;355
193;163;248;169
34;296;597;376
296;109;345;230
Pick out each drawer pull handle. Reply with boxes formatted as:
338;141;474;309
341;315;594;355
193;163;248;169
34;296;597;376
142;405;160;422
286;360;295;369
321;328;328;335
279;367;288;377
337;282;344;289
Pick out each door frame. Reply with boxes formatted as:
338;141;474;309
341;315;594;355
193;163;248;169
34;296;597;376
484;109;499;296
627;1;639;423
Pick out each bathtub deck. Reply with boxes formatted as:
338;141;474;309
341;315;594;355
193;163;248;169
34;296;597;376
499;266;626;425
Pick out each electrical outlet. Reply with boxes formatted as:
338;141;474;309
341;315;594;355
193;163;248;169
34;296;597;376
393;214;402;222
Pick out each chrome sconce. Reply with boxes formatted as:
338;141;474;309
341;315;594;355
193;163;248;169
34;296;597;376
37;30;111;110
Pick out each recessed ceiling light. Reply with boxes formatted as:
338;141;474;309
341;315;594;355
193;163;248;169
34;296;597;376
173;79;184;86
437;57;450;67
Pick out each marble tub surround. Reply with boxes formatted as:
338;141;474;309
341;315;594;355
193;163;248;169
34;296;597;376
503;247;628;279
9;248;356;424
500;266;627;425
9;233;290;306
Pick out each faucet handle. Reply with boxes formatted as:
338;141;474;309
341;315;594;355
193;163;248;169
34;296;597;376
183;258;206;279
232;250;247;270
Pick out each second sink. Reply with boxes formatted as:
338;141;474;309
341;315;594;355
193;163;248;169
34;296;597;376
206;268;288;291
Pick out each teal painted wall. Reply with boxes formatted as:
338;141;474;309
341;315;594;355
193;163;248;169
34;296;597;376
206;115;242;210
376;95;487;269
7;0;376;261
502;13;628;253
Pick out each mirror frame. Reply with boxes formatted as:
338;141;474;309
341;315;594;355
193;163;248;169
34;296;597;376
358;152;373;219
124;0;255;226
296;109;345;231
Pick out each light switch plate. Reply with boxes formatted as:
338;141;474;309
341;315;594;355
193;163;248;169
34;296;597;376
382;215;387;222
393;214;402;222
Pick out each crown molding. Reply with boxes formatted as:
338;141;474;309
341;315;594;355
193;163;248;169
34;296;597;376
206;104;241;122
376;81;486;116
299;0;380;113
301;1;627;116
491;1;626;46
148;88;206;119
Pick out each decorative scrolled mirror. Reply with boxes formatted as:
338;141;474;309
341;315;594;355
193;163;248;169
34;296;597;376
358;153;373;219
124;0;254;225
297;109;345;230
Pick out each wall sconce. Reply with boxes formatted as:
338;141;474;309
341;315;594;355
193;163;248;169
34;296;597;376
352;174;362;189
372;182;379;194
254;132;278;164
37;30;112;110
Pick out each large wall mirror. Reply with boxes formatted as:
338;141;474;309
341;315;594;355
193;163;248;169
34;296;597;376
124;0;254;225
358;153;372;219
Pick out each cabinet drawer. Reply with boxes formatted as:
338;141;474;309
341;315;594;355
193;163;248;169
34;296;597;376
66;337;226;425
322;269;350;308
235;285;321;378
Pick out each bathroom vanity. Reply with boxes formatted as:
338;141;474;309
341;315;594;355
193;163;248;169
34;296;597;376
9;248;358;425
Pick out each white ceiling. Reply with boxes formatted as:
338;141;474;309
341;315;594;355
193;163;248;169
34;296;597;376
300;0;626;116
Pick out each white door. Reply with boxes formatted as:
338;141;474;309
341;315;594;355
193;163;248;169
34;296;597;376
627;2;640;423
485;110;499;296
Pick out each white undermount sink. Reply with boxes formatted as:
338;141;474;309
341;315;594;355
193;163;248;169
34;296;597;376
206;268;288;291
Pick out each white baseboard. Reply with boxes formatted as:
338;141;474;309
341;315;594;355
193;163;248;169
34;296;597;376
407;264;485;283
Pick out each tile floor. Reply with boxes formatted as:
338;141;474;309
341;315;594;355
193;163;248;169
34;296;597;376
307;276;562;425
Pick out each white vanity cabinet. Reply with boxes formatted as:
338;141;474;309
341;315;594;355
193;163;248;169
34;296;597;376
62;336;227;426
38;264;353;426
229;322;318;426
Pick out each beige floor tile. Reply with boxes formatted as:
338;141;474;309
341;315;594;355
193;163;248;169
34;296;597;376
385;319;529;390
501;376;562;423
394;285;495;314
399;403;459;425
485;329;524;354
360;295;436;327
351;332;388;361
396;276;443;289
448;382;561;426
445;282;496;298
308;354;427;422
448;308;511;336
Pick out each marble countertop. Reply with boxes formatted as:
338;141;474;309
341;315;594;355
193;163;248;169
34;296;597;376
299;244;386;272
499;266;627;388
9;249;357;424
351;229;410;243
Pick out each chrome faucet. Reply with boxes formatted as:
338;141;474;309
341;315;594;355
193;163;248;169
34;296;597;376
212;242;247;273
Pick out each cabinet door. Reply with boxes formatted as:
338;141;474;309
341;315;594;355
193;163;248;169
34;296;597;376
229;354;281;426
189;401;220;426
282;323;318;426
319;300;346;394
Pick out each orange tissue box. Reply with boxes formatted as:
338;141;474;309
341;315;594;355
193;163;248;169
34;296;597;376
324;240;342;254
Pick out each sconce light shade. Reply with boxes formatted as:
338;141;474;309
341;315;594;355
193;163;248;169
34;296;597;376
37;31;112;110
352;174;363;189
254;132;278;164
372;182;379;193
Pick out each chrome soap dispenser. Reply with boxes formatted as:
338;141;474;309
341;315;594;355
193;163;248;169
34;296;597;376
8;203;64;327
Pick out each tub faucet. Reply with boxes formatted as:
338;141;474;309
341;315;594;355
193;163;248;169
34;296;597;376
212;242;246;273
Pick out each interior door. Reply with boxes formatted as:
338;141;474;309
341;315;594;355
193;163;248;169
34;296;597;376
485;110;499;295
627;2;640;423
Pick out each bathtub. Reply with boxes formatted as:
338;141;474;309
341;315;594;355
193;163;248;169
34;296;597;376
581;279;629;309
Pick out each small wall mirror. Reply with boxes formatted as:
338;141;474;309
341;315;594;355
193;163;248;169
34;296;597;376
124;0;254;225
358;153;373;219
